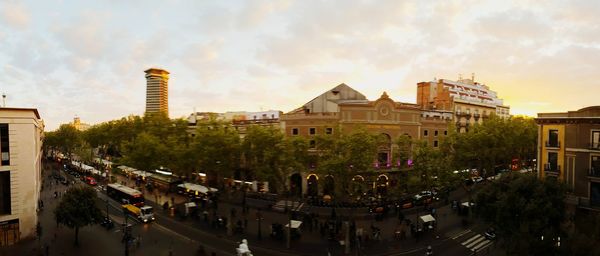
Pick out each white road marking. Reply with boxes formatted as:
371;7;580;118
451;229;471;239
461;234;482;246
472;239;492;251
465;236;486;249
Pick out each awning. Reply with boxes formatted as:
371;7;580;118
285;220;302;229
184;202;197;208
177;183;218;194
420;214;436;223
132;170;153;178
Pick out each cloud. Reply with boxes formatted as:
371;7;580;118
473;9;553;41
236;0;292;29
1;1;30;29
52;10;116;72
179;39;232;84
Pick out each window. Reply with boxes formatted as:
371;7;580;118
592;131;600;149
291;128;298;136
444;130;448;136
325;128;333;135
0;124;8;166
592;156;600;174
547;152;558;172
548;130;559;147
424;130;428;137
433;141;439;147
434;130;438;137
309;140;316;148
309;128;316;135
0;172;10;215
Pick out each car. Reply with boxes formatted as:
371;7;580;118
484;227;496;240
472;176;483;183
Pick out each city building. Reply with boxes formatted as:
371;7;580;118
70;116;90;131
186;110;282;138
417;76;510;132
0;108;44;246
145;68;169;116
280;83;450;195
535;106;600;210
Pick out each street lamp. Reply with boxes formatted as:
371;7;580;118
123;208;130;256
256;209;263;241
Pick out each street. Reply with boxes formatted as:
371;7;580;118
2;162;503;256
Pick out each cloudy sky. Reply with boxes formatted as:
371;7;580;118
1;0;599;130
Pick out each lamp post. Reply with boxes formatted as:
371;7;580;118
123;208;130;256
256;209;263;240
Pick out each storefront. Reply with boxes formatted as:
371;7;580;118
148;173;181;192
0;219;19;246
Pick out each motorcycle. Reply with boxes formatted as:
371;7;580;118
100;217;115;230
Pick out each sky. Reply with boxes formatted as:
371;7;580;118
1;0;599;130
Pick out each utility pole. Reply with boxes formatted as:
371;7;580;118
124;208;130;256
256;209;263;241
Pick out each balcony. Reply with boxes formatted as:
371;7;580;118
455;111;472;118
590;142;600;150
589;168;600;178
544;164;561;176
545;141;561;148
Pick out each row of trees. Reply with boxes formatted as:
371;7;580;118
43;113;537;197
474;172;600;256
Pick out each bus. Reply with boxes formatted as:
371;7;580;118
107;183;144;207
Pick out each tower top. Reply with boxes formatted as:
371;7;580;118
144;68;170;75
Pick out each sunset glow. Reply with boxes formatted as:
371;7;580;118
1;0;599;129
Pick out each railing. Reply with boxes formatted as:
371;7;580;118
544;164;561;175
545;141;561;148
589;168;600;178
590;142;600;150
578;197;600;209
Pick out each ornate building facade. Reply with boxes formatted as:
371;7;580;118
280;83;450;196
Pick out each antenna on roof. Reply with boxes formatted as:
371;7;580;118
2;93;6;107
458;74;463;80
471;73;475;81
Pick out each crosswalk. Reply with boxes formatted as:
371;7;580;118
449;229;494;252
272;200;303;212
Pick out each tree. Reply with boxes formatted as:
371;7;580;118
411;139;452;193
194;120;241;187
446;116;537;176
121;132;167;173
53;124;82;160
315;127;380;199
54;186;104;246
474;173;566;255
393;134;412;169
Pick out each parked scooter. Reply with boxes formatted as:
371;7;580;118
100;217;115;230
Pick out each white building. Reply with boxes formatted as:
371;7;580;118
0;108;43;246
